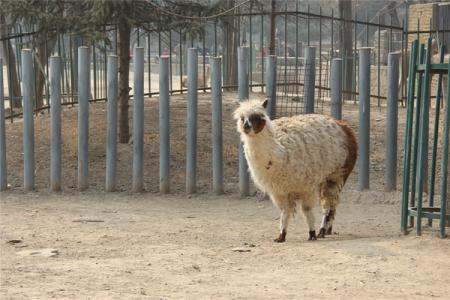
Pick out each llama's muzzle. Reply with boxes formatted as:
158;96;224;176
243;120;252;133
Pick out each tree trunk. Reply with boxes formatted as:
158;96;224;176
118;17;131;143
34;34;56;109
269;0;276;55
339;0;353;101
222;0;238;90
0;14;21;109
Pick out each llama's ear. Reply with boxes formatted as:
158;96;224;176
262;98;269;109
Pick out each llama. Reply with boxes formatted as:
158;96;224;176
234;99;357;242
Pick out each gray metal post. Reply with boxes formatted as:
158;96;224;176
0;58;6;191
211;57;224;194
330;58;343;120
159;56;170;194
78;46;89;191
105;55;118;192
358;47;371;190
304;46;316;114
132;47;144;192
385;53;400;191
266;55;277;119
22;49;35;191
186;48;198;194
50;56;62;191
238;46;250;197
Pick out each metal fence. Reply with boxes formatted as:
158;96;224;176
0;5;449;122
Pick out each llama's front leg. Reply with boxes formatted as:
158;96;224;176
318;208;336;238
274;209;289;243
301;203;317;241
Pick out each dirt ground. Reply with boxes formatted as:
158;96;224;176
1;92;449;299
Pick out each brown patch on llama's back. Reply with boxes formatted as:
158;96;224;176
334;120;358;183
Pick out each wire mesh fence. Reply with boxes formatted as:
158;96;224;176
1;3;449;122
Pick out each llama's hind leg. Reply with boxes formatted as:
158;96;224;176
274;209;289;243
301;202;317;241
318;180;340;238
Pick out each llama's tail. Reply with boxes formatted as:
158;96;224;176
334;120;358;184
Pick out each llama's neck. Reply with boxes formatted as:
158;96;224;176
243;126;284;163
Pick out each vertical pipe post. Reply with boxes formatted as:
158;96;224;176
159;56;170;194
211;57;223;195
50;56;62;191
330;58;342;120
22;49;35;191
0;59;6;191
385;53;399;191
78;46;89;191
186;48;198;194
132;47;145;192
105;55;118;192
238;46;250;197
266;55;277;119
304;46;316;114
358;47;371;190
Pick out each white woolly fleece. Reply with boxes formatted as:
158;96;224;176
234;100;350;212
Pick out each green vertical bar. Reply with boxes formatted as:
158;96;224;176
401;19;405;106
428;46;445;227
401;40;418;234
410;44;425;227
416;38;433;236
439;60;450;238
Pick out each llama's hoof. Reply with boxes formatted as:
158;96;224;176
317;228;326;238
274;231;286;243
325;226;333;235
308;230;317;241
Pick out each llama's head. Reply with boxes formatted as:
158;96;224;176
233;99;271;137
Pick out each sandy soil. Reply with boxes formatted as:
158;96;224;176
1;91;449;299
1;190;450;299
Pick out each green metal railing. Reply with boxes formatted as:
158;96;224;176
401;38;450;238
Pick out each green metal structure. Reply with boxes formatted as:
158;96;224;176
401;38;450;238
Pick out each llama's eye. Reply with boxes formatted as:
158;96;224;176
241;117;244;122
